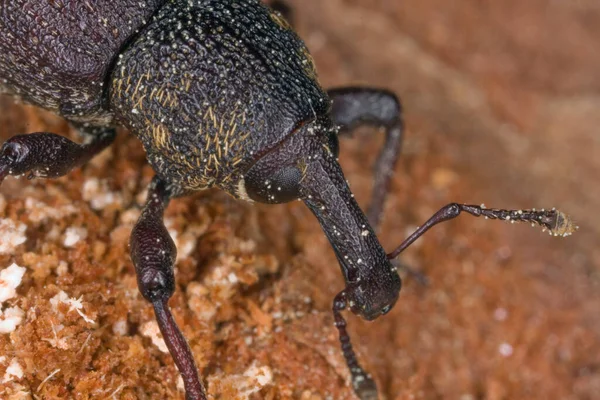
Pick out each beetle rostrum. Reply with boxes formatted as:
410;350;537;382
0;1;576;399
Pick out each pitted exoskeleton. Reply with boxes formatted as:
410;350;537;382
0;1;576;399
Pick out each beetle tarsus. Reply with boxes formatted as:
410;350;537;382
333;292;379;400
130;176;207;400
329;87;404;230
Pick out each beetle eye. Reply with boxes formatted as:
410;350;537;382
244;164;303;204
327;130;339;158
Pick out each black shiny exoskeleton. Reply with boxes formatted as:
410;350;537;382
0;1;576;399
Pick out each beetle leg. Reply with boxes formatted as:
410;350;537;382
333;291;379;400
0;126;115;183
130;176;207;400
387;203;577;260
327;89;432;285
328;88;403;230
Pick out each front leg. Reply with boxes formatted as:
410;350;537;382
130;177;207;400
333;292;378;400
0;126;115;182
328;88;403;230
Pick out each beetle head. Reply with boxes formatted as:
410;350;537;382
241;118;401;320
343;271;401;321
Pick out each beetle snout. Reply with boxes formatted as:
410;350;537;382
346;271;401;321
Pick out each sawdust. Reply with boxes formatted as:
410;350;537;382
0;1;598;399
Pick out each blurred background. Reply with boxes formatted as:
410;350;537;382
0;1;598;399
283;1;599;398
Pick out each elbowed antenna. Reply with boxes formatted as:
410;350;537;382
387;203;578;260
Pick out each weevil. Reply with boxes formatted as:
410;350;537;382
0;1;577;399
